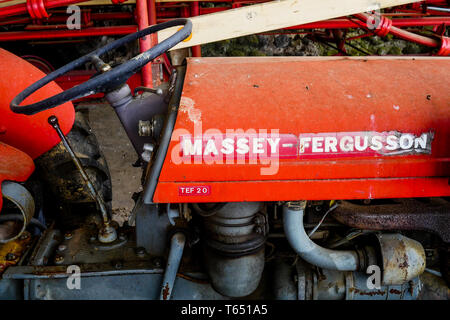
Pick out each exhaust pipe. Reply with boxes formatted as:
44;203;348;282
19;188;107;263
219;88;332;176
283;201;372;271
282;201;426;285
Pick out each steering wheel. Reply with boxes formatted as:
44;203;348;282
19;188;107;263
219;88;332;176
11;18;192;116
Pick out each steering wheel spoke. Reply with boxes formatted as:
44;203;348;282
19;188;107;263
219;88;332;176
10;18;192;115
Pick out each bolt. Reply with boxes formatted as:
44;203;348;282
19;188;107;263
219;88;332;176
138;120;152;137
135;247;146;258
141;147;154;162
100;64;112;73
255;226;264;234
19;232;29;240
114;261;123;270
152;257;163;268
143;143;154;152
57;245;67;252
64;232;73;240
54;255;64;264
254;216;264;225
6;253;17;261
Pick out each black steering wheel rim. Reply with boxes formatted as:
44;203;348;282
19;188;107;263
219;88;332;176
11;18;192;115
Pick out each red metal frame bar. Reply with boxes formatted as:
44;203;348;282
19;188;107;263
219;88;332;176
0;0;87;19
136;0;152;87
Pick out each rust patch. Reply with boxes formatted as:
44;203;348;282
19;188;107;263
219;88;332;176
389;288;402;295
162;282;170;300
350;287;386;296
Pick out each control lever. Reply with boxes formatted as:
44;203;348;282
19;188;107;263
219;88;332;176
48;115;117;243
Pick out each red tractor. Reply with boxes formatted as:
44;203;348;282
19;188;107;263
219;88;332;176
0;4;449;300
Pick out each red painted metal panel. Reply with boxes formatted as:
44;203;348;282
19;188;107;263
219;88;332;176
154;56;450;202
0;142;34;211
154;178;450;203
0;48;75;159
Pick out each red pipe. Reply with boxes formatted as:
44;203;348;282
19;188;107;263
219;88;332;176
354;13;440;48
286;16;450;29
136;0;152;87
0;0;86;19
0;25;137;41
147;0;158;55
190;1;201;57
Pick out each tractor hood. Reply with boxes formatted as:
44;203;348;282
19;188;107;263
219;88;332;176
154;56;450;203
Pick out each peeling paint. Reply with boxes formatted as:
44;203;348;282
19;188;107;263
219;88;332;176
179;96;202;124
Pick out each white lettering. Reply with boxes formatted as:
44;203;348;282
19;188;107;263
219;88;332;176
386;135;399;150
236;138;249;154
203;139;218;156
183;139;202;156
370;135;383;151
299;137;311;153
324;137;338;152
267;138;280;154
252;137;265;154
312;137;324;152
355;136;368;151
340;136;354;152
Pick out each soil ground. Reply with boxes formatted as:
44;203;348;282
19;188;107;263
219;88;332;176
81;101;142;225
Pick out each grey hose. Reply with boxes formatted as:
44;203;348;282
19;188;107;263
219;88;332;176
0;214;47;230
283;202;362;271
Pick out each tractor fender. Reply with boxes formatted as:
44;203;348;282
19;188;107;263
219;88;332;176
0;48;75;159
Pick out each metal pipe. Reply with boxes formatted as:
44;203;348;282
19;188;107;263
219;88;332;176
0;26;137;41
143;67;185;204
159;232;186;300
190;1;202;57
282;201;363;271
354;13;440;48
428;6;450;12
136;0;152;88
0;0;85;19
0;181;35;243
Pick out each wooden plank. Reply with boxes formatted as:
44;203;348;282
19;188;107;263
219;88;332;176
157;0;420;50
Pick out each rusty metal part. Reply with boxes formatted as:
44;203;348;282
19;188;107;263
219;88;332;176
345;271;421;300
0;181;35;243
418;271;450;300
377;233;426;285
288;259;421;300
47;115;116;244
332;199;450;242
159;232;186;300
0;231;32;274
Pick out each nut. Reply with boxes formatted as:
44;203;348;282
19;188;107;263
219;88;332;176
6;253;17;261
54;255;64;264
64;232;73;240
135;247;146;258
